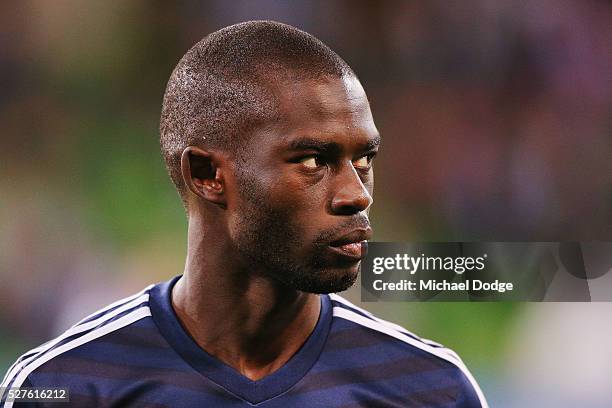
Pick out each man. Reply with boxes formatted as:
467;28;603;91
2;21;488;407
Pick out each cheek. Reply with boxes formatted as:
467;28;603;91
267;178;330;239
366;168;374;191
361;171;373;189
233;162;331;233
271;172;329;210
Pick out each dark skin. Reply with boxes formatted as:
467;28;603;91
172;74;380;381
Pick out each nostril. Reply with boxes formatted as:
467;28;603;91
332;203;361;216
331;193;372;215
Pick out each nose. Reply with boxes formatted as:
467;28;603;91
330;163;373;215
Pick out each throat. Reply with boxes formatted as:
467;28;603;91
171;275;322;381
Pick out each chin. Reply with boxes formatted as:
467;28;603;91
296;263;360;294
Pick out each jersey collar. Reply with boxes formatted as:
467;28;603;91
149;275;332;404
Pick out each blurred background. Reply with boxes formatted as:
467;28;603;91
1;1;611;406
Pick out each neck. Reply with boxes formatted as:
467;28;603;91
171;214;321;381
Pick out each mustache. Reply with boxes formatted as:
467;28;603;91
313;215;371;244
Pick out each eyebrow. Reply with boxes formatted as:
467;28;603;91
287;134;381;154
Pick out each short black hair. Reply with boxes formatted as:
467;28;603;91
159;20;354;202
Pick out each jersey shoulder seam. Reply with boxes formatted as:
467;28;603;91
328;293;489;408
1;285;154;405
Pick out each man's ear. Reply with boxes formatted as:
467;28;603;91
180;146;226;206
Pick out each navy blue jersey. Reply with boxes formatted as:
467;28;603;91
1;276;488;407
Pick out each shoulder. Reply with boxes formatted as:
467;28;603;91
1;284;157;405
327;293;489;408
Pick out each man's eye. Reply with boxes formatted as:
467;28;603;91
353;154;374;169
300;156;321;169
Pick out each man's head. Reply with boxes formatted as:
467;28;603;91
160;21;380;293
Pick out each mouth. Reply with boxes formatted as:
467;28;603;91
327;241;368;260
327;229;372;261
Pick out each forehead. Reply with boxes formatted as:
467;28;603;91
269;75;379;147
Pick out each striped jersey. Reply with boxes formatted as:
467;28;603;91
1;276;488;407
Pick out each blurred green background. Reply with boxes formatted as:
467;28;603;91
1;1;611;407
